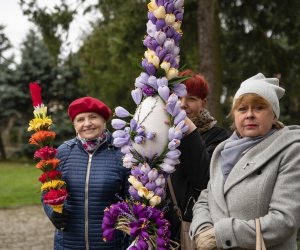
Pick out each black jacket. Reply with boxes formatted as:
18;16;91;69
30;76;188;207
166;126;230;241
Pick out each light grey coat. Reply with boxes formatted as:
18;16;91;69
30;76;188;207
190;126;300;250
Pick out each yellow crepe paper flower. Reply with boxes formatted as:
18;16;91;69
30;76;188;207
28;117;53;131
41;180;66;192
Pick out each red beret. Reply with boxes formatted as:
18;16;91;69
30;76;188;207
68;97;111;121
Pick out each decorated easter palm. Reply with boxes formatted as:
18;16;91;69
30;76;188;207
102;0;188;249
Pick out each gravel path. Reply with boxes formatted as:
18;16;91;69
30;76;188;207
0;205;54;250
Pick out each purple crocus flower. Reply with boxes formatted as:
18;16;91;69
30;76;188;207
173;109;186;125
145;181;156;191
148;168;158;181
154;31;167;45
112;129;128;138
140;72;150;84
155;174;166;187
158;86;170;101
113;136;130;147
140;174;149;185
174;0;184;10
115;106;130;118
176;120;189;133
166;95;180;116
163;53;173;63
156;19;166;30
170;101;181;117
148;12;157;23
134;135;145;144
142;59;156;76
157;77;168;87
131;165;142;177
173;83;187;97
146;131;156;140
156;0;165;6
168;127;183;140
156;46;168;61
143;36;158;51
131;88;143;105
129;186;141;201
147;75;158;90
140;163;151;173
166;149;181;159
174;9;184;21
159;163;176;173
111;119;127;129
130;119;138;131
135;73;149;88
142;86;156;96
146;20;157;37
164;38;176;52
173;31;182;44
136;125;145;135
164;2;174;13
163;26;175;38
154;187;165;197
163;157;180;166
168;139;181;150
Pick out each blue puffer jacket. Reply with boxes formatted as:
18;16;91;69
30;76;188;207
43;132;130;250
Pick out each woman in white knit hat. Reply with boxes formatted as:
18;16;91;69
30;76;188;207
189;73;300;250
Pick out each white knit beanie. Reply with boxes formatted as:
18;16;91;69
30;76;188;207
233;73;285;118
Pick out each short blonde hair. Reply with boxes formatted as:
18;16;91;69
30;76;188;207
228;93;284;130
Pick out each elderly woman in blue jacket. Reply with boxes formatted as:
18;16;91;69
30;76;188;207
190;73;300;250
43;96;130;250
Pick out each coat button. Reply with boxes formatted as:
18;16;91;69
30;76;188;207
225;240;231;246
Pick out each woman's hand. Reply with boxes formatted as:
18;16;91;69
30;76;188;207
195;226;218;250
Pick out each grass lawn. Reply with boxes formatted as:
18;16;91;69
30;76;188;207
0;161;41;208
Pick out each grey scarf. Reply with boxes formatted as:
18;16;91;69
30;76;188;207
221;129;275;181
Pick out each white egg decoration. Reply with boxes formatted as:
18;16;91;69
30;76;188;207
132;95;170;159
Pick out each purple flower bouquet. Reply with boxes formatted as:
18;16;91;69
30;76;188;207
102;0;189;249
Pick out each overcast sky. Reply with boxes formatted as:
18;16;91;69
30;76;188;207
0;0;100;63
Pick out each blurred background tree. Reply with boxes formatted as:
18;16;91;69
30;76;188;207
0;0;299;159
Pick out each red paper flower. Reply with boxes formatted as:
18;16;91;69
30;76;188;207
29;82;43;107
43;189;68;205
34;146;57;160
39;170;62;183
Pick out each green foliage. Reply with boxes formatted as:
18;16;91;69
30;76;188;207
79;0;147;113
20;0;75;61
0;161;41;208
219;0;300;125
0;29;83;159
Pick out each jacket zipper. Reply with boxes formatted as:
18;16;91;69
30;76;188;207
83;137;107;250
85;154;92;250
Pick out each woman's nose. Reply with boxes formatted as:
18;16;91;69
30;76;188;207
83;118;92;126
180;97;187;109
246;109;254;118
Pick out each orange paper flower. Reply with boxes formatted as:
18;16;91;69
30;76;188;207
36;158;60;171
29;131;56;147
